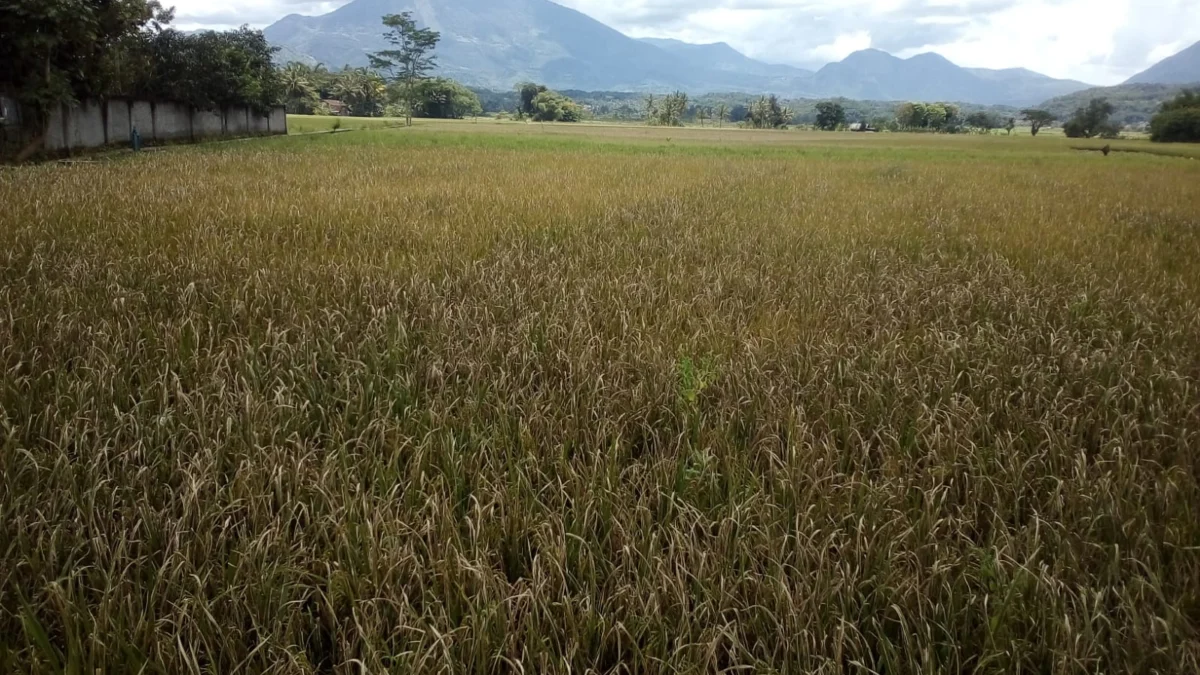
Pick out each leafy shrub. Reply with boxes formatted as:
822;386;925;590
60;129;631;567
1063;98;1120;138
1150;91;1200;143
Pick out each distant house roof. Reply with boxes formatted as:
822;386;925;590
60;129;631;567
322;99;350;116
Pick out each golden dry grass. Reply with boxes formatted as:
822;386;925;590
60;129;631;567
2;124;1199;673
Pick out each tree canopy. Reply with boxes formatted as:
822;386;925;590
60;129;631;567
142;28;283;114
964;111;999;133
1149;90;1200;143
1;0;164;118
743;95;792;129
647;92;688;127
409;78;482;119
513;83;582;122
814;102;846;131
0;2;282;123
895;102;962;132
1062;99;1118;139
517;83;549;119
370;12;440;126
533;90;583;122
1020;109;1055;136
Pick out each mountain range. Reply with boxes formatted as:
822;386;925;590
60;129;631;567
1125;41;1200;85
264;0;1195;105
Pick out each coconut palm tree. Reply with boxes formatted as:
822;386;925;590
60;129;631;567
280;63;318;114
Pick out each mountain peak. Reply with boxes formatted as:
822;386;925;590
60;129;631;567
843;48;895;61
907;52;954;65
1125;40;1200;85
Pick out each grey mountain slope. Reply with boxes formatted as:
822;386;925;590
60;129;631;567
638;38;811;79
808;50;1088;105
966;67;1093;104
1038;83;1192;124
1125;40;1200;85
264;0;786;92
264;0;1094;104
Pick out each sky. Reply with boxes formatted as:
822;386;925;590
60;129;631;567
170;0;1200;85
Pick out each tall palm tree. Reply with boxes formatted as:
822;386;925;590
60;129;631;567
280;63;316;114
751;97;770;129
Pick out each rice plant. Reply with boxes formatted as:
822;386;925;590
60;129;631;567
1;124;1198;673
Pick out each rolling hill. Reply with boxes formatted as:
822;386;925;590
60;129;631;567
803;50;1088;105
264;0;1093;105
1125;40;1200;85
1038;83;1192;125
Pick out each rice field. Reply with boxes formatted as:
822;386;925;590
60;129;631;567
2;122;1199;673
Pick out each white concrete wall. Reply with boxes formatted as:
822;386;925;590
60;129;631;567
106;100;131;144
44;106;67;151
269;107;287;134
193;109;224;138
154;102;192;141
23;100;286;155
225;106;249;135
251;112;270;135
62;101;106;149
130;101;154;141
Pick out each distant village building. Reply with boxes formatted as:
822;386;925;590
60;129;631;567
323;99;351;116
849;122;877;133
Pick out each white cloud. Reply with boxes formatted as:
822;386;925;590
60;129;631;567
167;0;1200;84
808;31;875;63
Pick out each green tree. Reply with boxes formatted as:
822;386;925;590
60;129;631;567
517;82;548;119
643;93;656;124
696;106;709;127
715;103;728;128
895;102;922;130
1021;109;1055;136
0;0;168;127
369;12;440;127
1063;98;1118;139
1159;89;1200;113
1005;117;1016;135
409;78;482;119
280;63;319;114
965;111;998;133
140;27;282;115
924;103;949;130
814;101;846;131
1150;90;1200;143
745;95;789;129
653;92;688;127
531;90;582;122
895;102;962;132
331;68;386;117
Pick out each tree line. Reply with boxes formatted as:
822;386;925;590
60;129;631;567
1149;90;1200;143
277;14;1200;143
1;1;283;129
280;64;484;120
279;15;583;124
